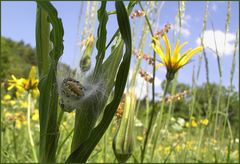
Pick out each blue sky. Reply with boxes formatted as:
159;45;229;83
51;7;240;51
2;1;239;97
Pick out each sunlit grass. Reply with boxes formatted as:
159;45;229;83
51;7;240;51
1;1;239;163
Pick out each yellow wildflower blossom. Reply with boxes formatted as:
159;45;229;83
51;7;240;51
7;66;39;97
32;110;39;121
137;136;144;141
200;118;209;126
10;100;16;105
3;94;11;100
152;35;203;81
175;145;182;152
15;120;22;129
20;101;28;108
191;120;198;127
185;122;190;128
164;146;171;155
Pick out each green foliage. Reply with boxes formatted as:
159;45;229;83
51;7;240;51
36;1;64;163
1;37;36;79
66;1;133;162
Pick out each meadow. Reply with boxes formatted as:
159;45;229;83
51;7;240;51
1;1;239;163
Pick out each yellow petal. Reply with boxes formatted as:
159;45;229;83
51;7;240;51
180;47;203;65
11;75;17;80
152;43;167;65
162;34;171;62
177;48;192;67
152;37;164;51
156;63;164;69
7;85;14;91
174;41;188;61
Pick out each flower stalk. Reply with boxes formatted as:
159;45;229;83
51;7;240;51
27;92;38;162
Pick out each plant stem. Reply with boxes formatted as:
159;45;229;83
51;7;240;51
27;93;38;162
150;80;170;161
138;1;156;163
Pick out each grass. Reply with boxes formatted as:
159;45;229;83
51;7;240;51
1;1;239;163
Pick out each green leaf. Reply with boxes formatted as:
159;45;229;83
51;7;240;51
66;1;132;162
35;6;50;78
36;1;64;163
93;1;108;79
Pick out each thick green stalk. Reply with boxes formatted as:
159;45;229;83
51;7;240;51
27;93;38;162
36;2;64;162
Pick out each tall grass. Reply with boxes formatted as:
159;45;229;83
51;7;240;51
1;1;239;163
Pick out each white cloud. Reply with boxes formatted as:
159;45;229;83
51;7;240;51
128;69;162;99
196;30;236;56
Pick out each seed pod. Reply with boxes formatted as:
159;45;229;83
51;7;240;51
113;91;136;163
80;34;94;72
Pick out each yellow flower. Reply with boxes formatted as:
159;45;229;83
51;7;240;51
20;101;28;108
8;66;39;97
137;136;143;141
15;120;22;129
185;122;190;128
175;145;182;152
152;35;203;81
32;110;39;121
8;75;25;94
191;120;198;127
10;100;16;105
164;146;171;155
200;118;209;126
3;94;11;100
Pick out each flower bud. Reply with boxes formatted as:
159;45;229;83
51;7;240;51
80;34;94;72
113;91;136;163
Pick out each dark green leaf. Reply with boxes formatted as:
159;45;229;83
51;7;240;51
66;1;132;162
36;1;64;162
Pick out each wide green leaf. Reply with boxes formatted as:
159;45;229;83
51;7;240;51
66;1;132;162
36;1;64;163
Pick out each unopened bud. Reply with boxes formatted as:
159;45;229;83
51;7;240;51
113;91;136;163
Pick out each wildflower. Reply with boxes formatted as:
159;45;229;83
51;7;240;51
7;75;25;95
3;94;11;100
7;66;39;97
185;122;190;128
9;100;16;105
152;34;203;81
137;136;143;141
186;141;194;150
164;146;171;155
32;110;39;121
200;118;209;126
175;145;182;152
15;119;22;129
191;120;198;127
20;101;28;108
